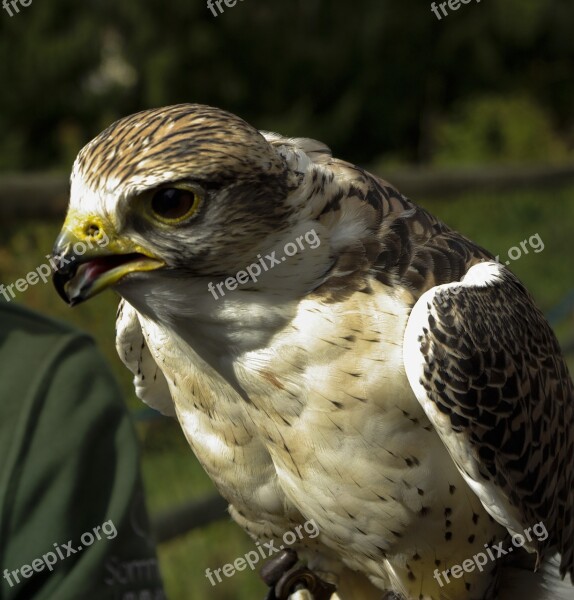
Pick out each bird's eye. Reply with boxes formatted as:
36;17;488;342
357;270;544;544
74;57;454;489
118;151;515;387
149;186;202;223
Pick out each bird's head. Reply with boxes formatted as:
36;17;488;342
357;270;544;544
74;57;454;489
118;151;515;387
52;104;328;314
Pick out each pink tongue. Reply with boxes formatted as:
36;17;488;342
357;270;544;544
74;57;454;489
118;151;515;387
83;255;137;280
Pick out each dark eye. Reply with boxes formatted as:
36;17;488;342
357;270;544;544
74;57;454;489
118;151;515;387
150;187;201;222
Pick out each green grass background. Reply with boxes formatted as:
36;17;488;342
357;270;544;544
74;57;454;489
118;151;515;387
1;188;573;599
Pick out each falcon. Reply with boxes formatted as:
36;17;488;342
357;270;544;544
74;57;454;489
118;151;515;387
51;104;574;600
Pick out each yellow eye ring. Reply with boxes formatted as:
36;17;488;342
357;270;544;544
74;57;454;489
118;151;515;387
147;184;202;224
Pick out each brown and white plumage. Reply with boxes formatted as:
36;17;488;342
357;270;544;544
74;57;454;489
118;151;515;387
52;104;574;599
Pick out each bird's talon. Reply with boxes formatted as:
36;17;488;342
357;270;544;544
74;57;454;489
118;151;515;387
274;566;337;600
260;549;336;600
261;548;299;587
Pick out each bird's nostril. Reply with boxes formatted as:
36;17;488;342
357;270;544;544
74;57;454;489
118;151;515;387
85;223;101;238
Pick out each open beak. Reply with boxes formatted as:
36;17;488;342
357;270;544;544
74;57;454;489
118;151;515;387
52;225;165;306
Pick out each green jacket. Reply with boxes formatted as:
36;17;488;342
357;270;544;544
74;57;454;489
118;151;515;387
0;301;165;600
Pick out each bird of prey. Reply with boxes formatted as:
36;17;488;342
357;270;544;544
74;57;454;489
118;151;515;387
52;104;574;600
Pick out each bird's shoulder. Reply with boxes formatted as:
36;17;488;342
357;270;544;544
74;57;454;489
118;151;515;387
268;131;493;301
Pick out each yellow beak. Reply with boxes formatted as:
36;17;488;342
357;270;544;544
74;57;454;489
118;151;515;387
52;217;165;306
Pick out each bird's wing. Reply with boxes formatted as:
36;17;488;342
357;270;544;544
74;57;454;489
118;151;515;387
115;299;176;417
403;261;574;581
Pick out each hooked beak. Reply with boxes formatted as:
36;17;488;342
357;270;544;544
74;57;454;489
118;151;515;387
52;222;165;306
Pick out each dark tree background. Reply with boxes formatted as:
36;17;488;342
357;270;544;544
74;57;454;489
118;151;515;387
0;0;572;171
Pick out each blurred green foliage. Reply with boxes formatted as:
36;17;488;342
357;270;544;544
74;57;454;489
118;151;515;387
1;0;574;169
433;94;570;165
